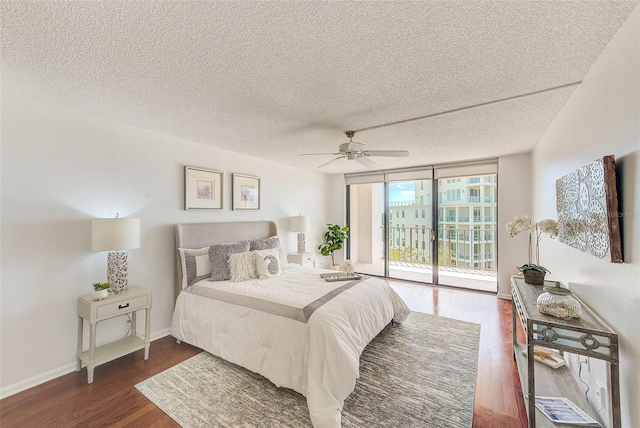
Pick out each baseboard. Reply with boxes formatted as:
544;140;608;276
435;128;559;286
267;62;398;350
0;362;79;400
497;292;512;300
151;328;172;342
0;328;173;400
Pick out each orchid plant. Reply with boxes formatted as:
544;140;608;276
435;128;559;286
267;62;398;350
506;215;558;274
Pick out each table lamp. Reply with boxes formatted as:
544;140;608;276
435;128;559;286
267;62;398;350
92;215;140;294
290;215;310;254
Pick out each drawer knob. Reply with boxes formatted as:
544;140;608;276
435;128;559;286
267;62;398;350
118;303;130;310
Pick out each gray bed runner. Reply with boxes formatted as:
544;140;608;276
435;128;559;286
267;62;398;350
186;276;366;323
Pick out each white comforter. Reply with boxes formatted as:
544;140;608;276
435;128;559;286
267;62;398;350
171;264;410;427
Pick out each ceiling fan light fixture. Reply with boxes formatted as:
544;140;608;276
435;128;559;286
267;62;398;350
299;130;410;168
339;141;365;153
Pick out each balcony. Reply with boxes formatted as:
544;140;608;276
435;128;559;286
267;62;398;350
387;226;496;270
351;225;496;292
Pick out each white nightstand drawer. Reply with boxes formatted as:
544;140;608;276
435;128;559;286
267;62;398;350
288;252;316;267
97;295;147;319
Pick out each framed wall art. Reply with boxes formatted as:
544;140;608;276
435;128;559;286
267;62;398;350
232;174;260;211
184;166;223;210
555;155;622;263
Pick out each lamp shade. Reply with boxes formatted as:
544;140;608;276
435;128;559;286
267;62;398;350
290;216;310;233
92;218;141;251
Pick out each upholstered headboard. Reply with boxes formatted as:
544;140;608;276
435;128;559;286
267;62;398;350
174;221;278;301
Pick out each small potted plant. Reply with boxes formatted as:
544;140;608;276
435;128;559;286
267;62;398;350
517;264;551;286
318;224;349;269
92;282;110;300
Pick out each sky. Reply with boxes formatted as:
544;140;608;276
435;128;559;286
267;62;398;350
389;182;415;202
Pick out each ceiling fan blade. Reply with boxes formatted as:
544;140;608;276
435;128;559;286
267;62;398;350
356;156;378;169
318;156;345;168
299;152;341;156
363;150;410;157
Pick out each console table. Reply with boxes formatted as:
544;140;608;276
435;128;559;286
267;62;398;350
511;276;620;427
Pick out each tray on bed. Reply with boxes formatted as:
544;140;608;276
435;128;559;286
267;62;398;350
319;272;362;282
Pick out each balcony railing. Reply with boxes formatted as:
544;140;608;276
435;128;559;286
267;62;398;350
389;201;415;207
439;196;496;204
385;226;496;272
439;215;496;224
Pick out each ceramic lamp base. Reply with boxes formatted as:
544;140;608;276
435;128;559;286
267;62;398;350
107;250;129;293
297;233;306;254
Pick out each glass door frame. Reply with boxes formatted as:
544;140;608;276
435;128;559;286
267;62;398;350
345;161;498;290
346;174;436;284
345;182;390;278
431;179;439;285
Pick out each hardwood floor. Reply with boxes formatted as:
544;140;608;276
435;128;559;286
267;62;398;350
0;280;527;427
387;280;528;428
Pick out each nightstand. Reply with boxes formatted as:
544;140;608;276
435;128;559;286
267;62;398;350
288;252;316;268
76;285;152;384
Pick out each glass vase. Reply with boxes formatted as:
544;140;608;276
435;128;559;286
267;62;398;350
537;284;582;319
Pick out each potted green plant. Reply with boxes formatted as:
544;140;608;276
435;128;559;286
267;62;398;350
318;224;349;268
92;282;110;300
517;264;551;285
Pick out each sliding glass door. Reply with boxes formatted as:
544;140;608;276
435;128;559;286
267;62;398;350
346;163;497;293
435;174;497;292
387;179;433;283
346;168;434;283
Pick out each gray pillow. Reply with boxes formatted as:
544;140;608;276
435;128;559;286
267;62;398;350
209;240;250;281
249;236;281;251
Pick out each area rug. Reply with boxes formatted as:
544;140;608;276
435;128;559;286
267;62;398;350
136;312;480;427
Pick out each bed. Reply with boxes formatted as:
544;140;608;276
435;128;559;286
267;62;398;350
171;221;410;428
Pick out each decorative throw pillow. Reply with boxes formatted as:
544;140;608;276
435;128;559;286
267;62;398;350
209;240;250;281
278;247;289;270
228;251;258;282
254;248;282;279
178;247;212;289
249;236;281;251
249;236;288;270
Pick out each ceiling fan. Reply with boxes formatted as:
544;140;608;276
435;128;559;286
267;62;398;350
300;131;409;168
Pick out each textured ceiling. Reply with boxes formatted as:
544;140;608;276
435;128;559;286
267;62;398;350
2;1;637;174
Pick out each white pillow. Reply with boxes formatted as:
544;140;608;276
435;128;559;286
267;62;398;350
279;247;289;270
228;251;258;282
255;248;283;279
178;247;212;289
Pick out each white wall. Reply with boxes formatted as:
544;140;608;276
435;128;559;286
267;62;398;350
0;94;330;396
532;6;639;427
321;174;348;266
497;154;532;298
